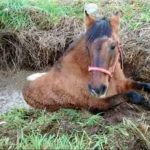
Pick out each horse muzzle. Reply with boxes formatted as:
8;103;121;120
88;84;108;98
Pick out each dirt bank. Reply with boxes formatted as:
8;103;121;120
0;17;83;70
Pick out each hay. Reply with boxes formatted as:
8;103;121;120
0;32;24;71
123;24;150;81
0;17;83;70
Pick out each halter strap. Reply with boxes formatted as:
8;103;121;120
88;42;123;78
88;67;112;77
118;42;124;70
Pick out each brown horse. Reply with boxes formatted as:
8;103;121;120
23;12;150;113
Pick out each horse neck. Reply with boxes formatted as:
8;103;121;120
62;37;90;74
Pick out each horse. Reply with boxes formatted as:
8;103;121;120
23;12;150;113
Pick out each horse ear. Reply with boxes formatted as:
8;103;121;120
84;10;96;29
110;12;121;34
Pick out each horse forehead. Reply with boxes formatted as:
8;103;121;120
92;37;109;49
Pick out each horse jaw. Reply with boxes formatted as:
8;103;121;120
26;72;47;81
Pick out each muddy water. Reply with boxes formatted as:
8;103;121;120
0;70;37;113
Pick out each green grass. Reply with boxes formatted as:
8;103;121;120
0;0;149;31
0;108;150;149
0;0;150;149
0;0;99;30
100;0;150;30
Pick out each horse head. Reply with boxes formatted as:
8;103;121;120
85;11;121;98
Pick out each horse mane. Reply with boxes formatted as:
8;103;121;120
64;33;85;54
53;34;85;70
86;17;112;43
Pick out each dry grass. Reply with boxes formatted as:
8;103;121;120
0;32;24;71
123;24;150;81
0;17;83;70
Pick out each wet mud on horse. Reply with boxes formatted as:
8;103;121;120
23;12;150;113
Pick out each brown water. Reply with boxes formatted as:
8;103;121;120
0;70;36;113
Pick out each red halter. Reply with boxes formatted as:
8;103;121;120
88;42;123;78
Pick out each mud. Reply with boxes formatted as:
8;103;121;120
0;71;34;113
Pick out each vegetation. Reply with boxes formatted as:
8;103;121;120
0;108;150;149
0;0;149;31
0;0;150;149
0;0;99;30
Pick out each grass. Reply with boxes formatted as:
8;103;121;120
0;0;150;149
0;108;150;149
0;0;99;30
100;0;150;30
0;0;149;30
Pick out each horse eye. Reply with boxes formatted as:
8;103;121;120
110;44;116;50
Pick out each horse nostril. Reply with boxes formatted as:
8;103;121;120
88;84;107;97
88;84;98;96
99;84;107;95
